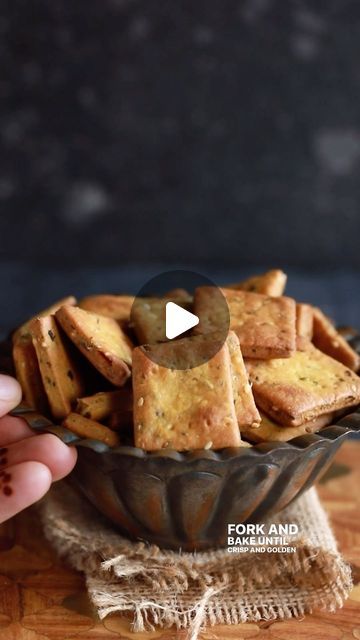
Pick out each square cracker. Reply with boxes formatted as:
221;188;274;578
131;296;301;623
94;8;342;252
63;413;120;448
12;335;49;414
226;269;287;296
75;389;132;421
241;411;334;443
13;296;76;342
131;296;192;344
246;341;360;427
56;305;133;387
194;287;296;359
78;294;134;327
131;297;167;344
132;334;241;451
312;307;360;372
30;316;85;420
226;331;260;428
296;303;313;339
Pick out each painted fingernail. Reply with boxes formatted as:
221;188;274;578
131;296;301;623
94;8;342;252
0;376;21;401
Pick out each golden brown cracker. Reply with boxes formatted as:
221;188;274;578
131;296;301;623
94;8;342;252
312;307;360;372
246;342;360;426
296;303;314;340
30;316;84;420
226;269;287;296
12;335;49;413
75;389;133;421
132;335;241;451
194;287;296;359
78;294;134;327
241;411;334;443
63;412;120;447
226;331;260;428
131;296;192;344
13;296;77;342
56;305;133;386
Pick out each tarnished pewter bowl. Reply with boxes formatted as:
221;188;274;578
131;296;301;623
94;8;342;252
11;405;359;551
9;333;360;551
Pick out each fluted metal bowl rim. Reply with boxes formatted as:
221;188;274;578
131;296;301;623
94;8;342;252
9;333;360;463
10;404;360;463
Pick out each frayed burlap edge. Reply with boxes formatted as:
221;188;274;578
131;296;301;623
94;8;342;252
40;483;352;639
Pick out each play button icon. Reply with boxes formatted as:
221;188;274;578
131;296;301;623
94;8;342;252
130;270;230;370
165;302;199;339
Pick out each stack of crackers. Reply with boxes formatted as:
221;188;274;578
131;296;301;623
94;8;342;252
11;270;360;451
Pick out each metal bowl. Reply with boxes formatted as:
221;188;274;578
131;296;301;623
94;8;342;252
11;403;360;552
8;332;360;551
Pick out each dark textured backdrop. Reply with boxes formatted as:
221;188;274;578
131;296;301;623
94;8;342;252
1;0;360;268
0;1;359;332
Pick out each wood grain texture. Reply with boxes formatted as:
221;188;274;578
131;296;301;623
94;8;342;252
0;442;359;640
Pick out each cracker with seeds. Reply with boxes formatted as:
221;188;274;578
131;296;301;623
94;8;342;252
226;331;260;428
63;412;120;447
194;287;296;359
312;307;360;371
12;335;49;413
75;389;133;421
79;294;134;327
132;335;242;451
56;305;133;386
241;411;335;443
296;303;313;339
226;269;287;296
30;316;85;420
131;296;192;344
13;296;77;342
246;342;360;427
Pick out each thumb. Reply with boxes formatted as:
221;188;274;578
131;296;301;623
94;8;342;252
0;375;22;417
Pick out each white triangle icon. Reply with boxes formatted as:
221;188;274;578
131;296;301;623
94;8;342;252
165;302;199;340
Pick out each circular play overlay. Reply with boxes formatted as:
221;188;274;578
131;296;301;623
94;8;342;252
130;270;230;370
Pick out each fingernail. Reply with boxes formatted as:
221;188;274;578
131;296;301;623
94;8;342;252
0;376;21;401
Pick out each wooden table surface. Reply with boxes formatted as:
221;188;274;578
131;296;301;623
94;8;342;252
0;441;359;640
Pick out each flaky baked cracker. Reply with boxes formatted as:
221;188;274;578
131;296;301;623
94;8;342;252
246;341;360;426
132;335;241;451
131;296;192;344
13;296;76;342
226;269;287;296
75;389;132;421
194;287;296;359
296;303;313;339
30;316;84;420
56;306;132;387
79;294;134;327
226;331;260;428
63;412;120;447
12;335;49;414
241;411;335;443
312;307;360;372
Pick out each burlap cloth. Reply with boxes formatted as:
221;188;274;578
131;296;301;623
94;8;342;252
40;482;352;639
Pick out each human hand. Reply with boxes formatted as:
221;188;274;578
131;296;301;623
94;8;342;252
0;374;77;524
